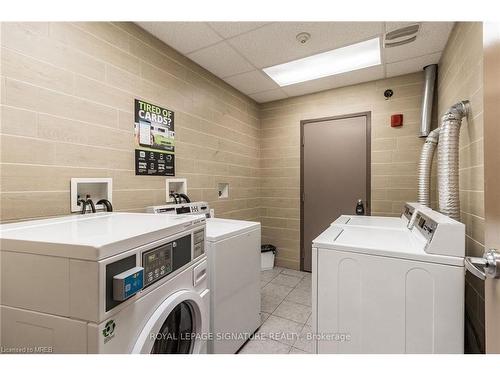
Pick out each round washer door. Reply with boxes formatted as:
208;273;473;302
132;290;208;354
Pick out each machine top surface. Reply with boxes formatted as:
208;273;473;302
331;202;428;230
205;218;260;242
0;212;206;261
313;212;464;267
333;215;406;228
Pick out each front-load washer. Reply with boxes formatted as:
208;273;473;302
0;212;209;354
147;202;261;354
312;208;465;354
331;202;428;230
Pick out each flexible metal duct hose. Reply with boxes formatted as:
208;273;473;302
417;127;440;207
437;100;470;221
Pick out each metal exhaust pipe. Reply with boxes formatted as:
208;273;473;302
437;100;470;221
419;64;437;138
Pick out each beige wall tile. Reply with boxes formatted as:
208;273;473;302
1;135;56;165
1;47;75;94
0;191;70;221
438;21;485;350
1;22;106;81
37;114;132;150
0;22;260;223
4;78;118;128
1;105;37;136
49;23;141;75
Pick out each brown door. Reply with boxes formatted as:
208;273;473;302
483;22;500;354
301;113;370;272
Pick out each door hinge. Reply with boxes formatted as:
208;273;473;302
301;134;304;147
301;192;305;202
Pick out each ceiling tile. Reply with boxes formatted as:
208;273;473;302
208;22;270;38
282;65;385;98
249;89;288;103
136;22;454;103
227;22;384;68
384;22;453;63
386;52;442;78
223;70;279;94
187;42;255;78
136;22;222;54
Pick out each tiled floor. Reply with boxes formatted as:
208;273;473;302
239;267;313;354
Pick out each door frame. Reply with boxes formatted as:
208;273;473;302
299;111;372;271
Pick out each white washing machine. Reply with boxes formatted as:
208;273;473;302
312;208;465;354
147;202;261;354
331;202;427;230
0;213;210;354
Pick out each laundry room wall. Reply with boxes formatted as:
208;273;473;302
437;22;485;353
259;72;428;269
0;22;261;222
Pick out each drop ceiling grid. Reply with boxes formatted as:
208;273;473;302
203;22;289;102
136;22;454;103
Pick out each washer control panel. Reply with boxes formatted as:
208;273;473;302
141;234;192;288
142;242;173;287
193;229;205;259
402;203;415;221
415;212;437;242
146;202;211;218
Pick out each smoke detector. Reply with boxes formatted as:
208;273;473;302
296;32;311;45
384;23;420;48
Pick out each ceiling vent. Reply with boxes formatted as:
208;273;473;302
384;24;420;48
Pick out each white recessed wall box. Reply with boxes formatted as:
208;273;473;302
218;183;229;199
70;178;113;213
166;178;187;202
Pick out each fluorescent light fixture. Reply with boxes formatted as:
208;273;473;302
263;38;381;86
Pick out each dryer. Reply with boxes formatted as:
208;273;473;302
312;208;465;354
0;213;209;354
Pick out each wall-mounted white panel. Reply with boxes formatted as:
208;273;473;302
70;178;112;213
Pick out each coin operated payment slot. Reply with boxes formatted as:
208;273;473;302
113;266;144;301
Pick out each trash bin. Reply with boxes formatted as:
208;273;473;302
261;244;276;271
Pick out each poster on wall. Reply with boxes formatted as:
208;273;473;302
134;99;175;176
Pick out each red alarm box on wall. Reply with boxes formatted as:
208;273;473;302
391;114;403;127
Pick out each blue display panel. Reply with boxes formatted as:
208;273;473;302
123;269;144;299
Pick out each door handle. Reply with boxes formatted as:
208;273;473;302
465;249;500;280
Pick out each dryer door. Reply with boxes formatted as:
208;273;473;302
132;290;208;354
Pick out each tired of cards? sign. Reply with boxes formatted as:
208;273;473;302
134;99;175;176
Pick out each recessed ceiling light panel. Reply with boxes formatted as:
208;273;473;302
263;37;381;87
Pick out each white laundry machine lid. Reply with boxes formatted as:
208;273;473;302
0;212;206;261
205;218;260;242
313;225;463;266
332;215;406;229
